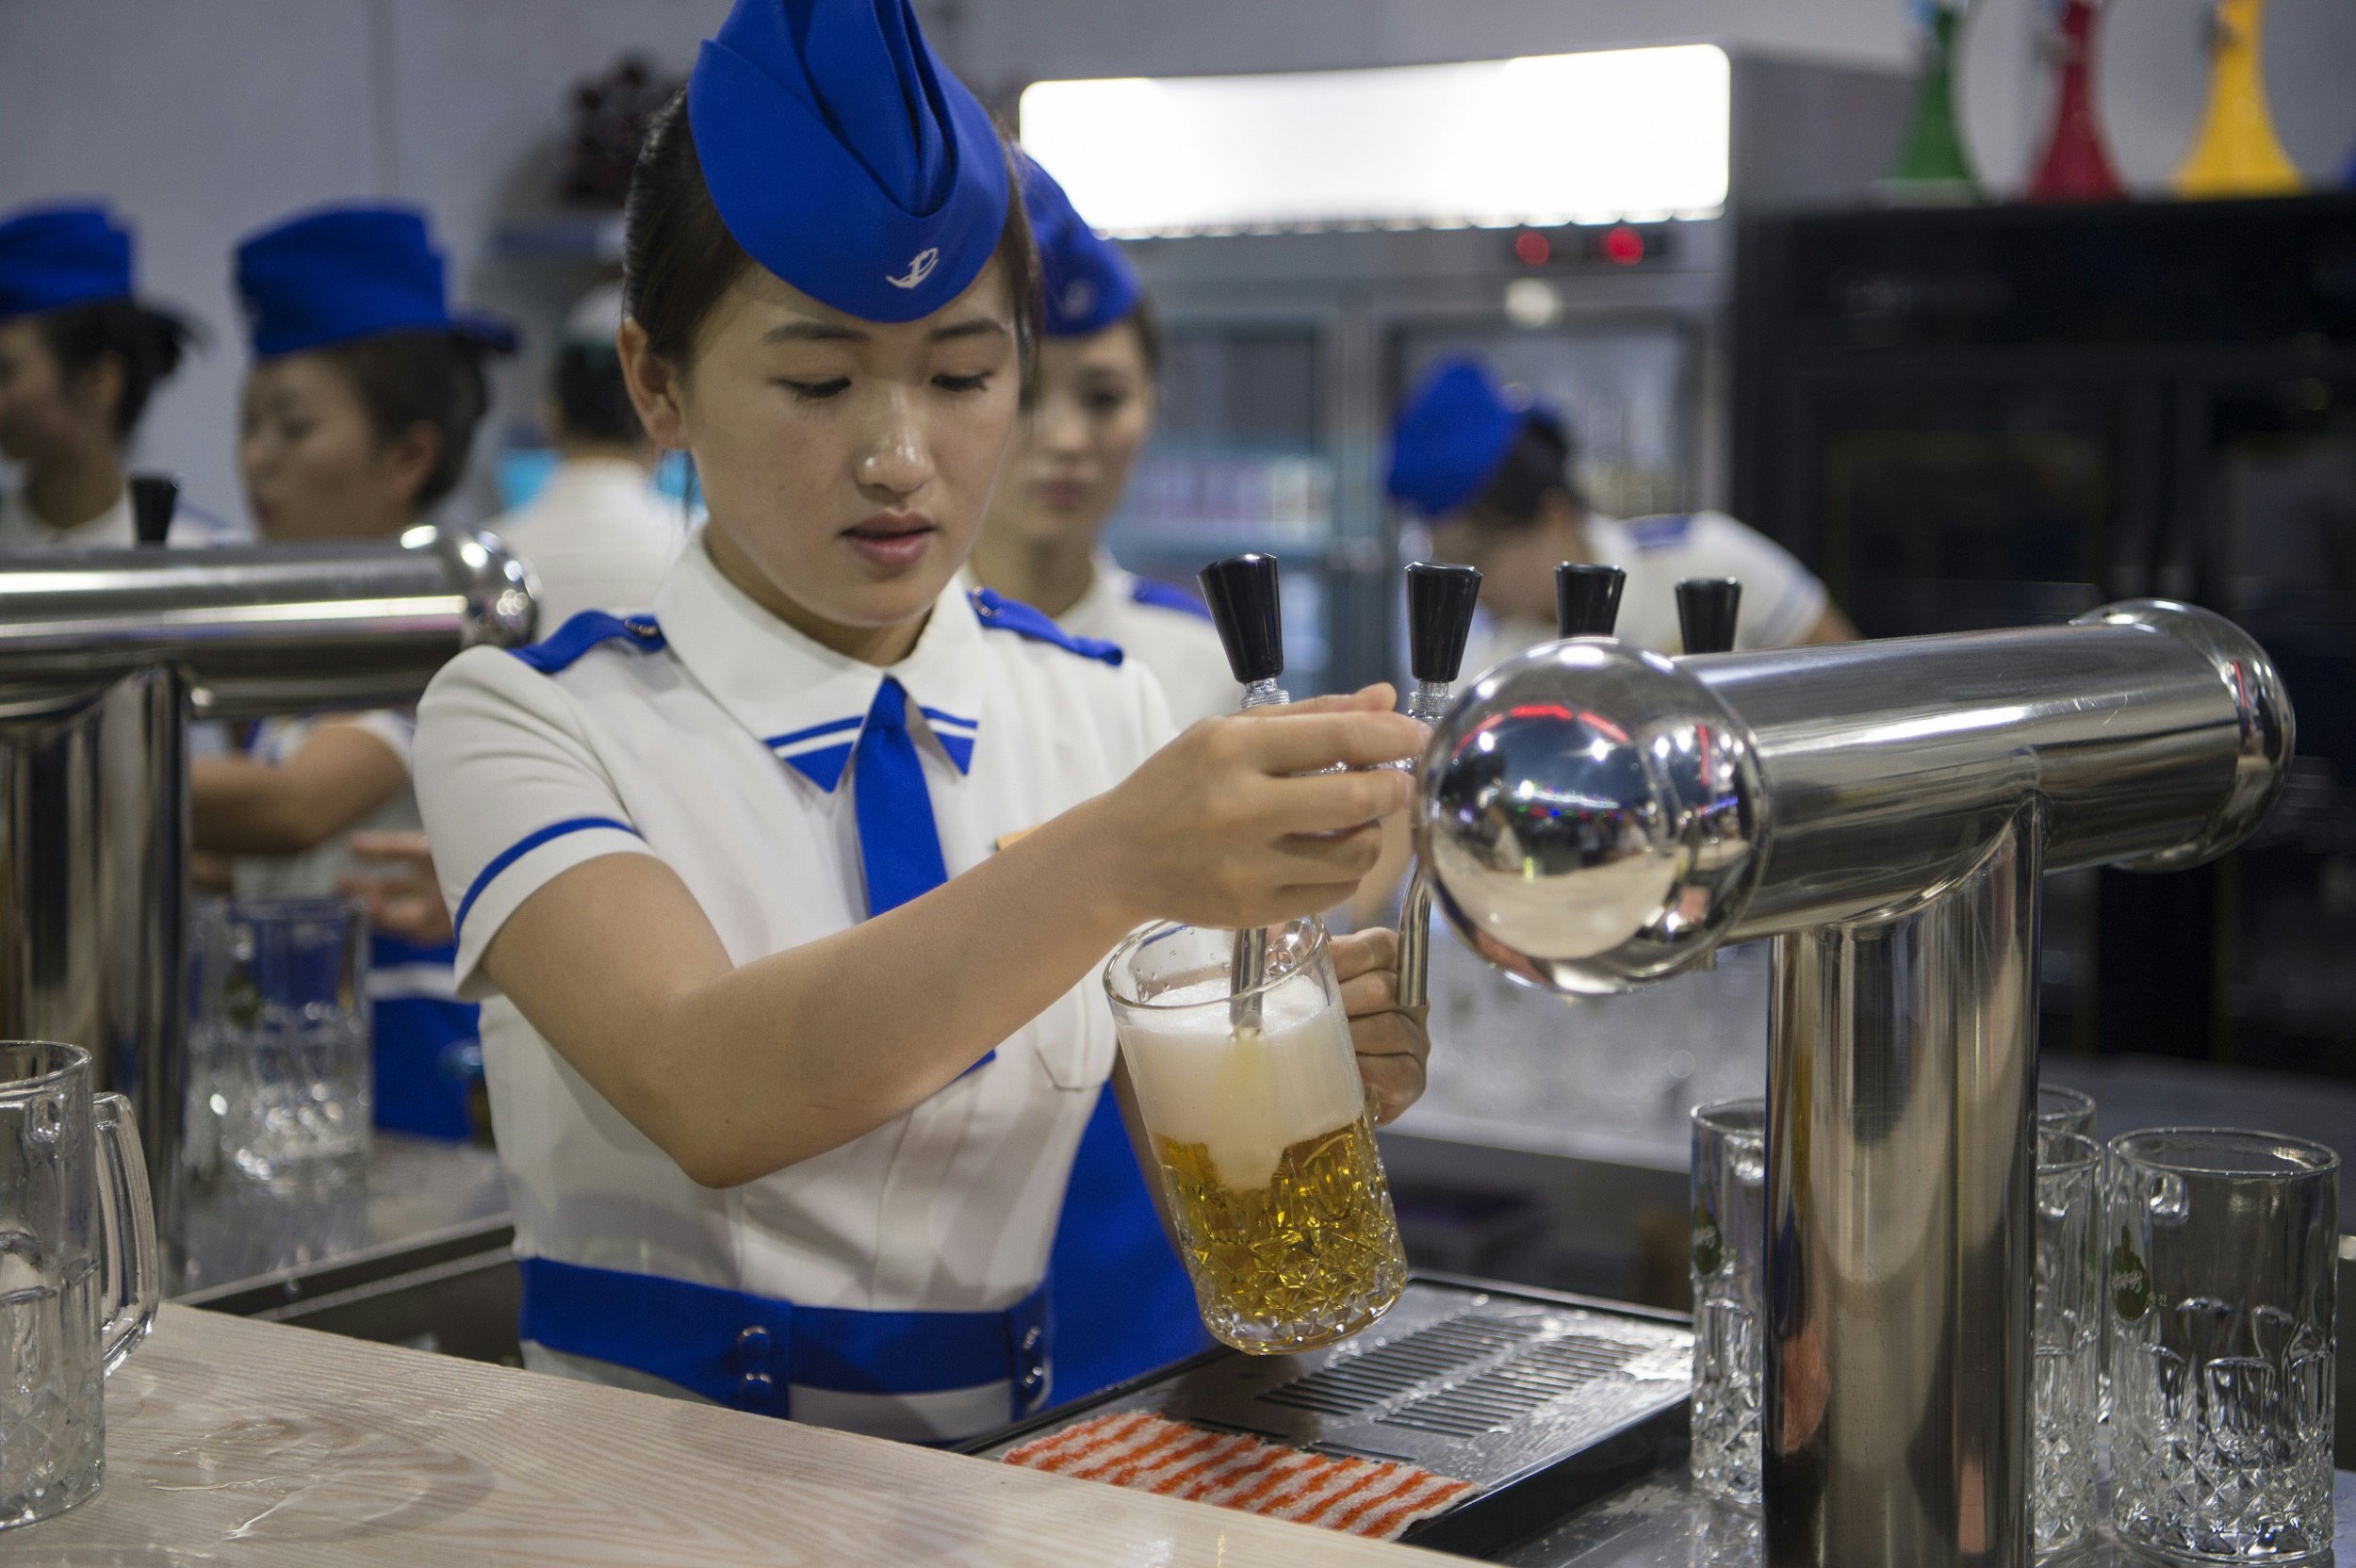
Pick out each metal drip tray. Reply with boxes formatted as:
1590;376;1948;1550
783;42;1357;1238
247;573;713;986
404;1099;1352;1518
970;1276;1693;1557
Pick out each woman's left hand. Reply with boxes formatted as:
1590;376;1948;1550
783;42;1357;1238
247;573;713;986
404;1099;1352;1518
1331;926;1430;1125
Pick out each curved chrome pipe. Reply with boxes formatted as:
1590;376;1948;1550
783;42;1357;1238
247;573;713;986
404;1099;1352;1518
1415;599;2289;993
1413;601;2293;1568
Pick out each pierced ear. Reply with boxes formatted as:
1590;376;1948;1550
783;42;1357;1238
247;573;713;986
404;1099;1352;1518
617;318;689;450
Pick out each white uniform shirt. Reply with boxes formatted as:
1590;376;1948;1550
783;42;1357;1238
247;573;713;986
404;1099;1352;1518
0;484;242;547
1462;510;1830;673
1055;550;1235;728
414;534;1175;1441
481;457;685;629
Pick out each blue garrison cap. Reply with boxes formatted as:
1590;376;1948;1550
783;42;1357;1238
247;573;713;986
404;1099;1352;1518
235;205;517;361
1019;154;1138;337
0;205;134;321
1386;357;1541;517
689;0;1010;324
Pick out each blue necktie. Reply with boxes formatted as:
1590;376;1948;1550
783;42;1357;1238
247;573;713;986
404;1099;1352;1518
854;678;988;1073
852;677;948;917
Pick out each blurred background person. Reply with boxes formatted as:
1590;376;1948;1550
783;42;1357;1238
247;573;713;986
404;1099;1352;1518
967;154;1228;1409
483;281;682;629
964;155;1232;730
1387;356;1857;665
192;203;515;1141
0;203;231;546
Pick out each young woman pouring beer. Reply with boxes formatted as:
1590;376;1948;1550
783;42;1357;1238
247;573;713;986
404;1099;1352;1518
411;0;1429;1444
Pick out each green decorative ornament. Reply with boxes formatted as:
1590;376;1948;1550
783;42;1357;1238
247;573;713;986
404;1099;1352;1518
1888;0;1983;200
1693;1201;1726;1278
2110;1225;2151;1322
223;969;263;1029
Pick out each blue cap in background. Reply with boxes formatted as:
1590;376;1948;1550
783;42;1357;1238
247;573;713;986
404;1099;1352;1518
235;204;517;360
1019;153;1138;338
0;204;135;321
688;0;1010;324
1386;356;1540;517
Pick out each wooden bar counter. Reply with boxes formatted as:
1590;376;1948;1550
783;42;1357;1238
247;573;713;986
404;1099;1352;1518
16;1306;1448;1566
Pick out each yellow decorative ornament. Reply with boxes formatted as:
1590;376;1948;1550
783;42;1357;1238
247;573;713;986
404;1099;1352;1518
2174;0;2303;197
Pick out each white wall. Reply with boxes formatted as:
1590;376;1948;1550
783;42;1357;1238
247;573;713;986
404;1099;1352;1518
3;0;2350;533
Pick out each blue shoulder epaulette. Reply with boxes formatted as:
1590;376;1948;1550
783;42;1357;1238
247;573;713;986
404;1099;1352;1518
969;588;1123;665
1625;513;1694;551
508;611;667;674
1128;576;1215;622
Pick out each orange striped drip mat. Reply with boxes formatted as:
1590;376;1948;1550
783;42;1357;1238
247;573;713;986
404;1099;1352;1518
1003;1412;1477;1541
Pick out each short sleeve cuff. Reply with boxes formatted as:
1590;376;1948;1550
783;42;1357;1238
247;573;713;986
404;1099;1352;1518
1749;576;1828;649
451;818;654;999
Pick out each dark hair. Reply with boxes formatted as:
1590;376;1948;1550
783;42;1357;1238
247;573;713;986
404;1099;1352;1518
1466;407;1583;527
623;88;1039;379
553;340;644;444
36;299;195;437
317;330;493;512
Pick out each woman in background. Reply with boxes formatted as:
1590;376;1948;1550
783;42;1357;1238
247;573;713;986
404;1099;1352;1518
192;204;515;1140
964;155;1241;1409
964;158;1232;729
1387;355;1857;662
0;204;230;545
482;280;683;628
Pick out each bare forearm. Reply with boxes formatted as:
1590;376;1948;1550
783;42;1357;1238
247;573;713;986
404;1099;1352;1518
191;758;342;853
192;727;406;855
492;797;1143;1184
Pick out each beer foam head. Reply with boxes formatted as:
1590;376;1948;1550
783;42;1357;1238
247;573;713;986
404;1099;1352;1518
1116;977;1366;1190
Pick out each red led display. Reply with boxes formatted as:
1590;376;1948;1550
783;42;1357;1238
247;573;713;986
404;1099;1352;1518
1602;224;1645;266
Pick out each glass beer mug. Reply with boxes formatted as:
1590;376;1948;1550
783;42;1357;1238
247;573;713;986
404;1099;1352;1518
1104;920;1407;1353
2;1043;159;1528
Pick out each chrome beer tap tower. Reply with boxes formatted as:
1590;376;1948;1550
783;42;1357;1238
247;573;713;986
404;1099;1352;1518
0;528;534;1217
1414;602;2292;1568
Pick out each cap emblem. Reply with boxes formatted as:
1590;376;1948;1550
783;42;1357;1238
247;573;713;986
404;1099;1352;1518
888;247;940;290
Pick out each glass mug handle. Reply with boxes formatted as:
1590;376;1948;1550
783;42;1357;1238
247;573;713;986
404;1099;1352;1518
91;1092;160;1374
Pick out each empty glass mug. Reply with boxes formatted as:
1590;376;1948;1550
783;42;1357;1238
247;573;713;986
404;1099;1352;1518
1;1043;159;1528
196;896;371;1184
1689;1098;1765;1507
1104;920;1407;1353
2037;1083;2096;1138
2107;1128;2338;1562
2034;1128;2101;1557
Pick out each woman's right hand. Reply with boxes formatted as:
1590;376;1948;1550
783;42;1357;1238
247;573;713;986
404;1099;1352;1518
1088;684;1427;931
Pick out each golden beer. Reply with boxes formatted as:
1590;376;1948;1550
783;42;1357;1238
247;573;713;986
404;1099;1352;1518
1104;920;1411;1355
1155;1115;1407;1353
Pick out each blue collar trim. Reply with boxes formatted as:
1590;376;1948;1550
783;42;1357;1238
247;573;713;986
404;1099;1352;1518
767;706;979;792
1127;577;1214;622
1625;513;1694;551
968;587;1123;665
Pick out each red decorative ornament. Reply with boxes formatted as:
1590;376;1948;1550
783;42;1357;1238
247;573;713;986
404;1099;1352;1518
2028;0;2126;202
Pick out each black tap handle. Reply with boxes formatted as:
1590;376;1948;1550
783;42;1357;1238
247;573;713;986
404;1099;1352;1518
1556;563;1626;639
129;473;179;547
1677;577;1742;655
1198;553;1285;684
1404;562;1482;683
